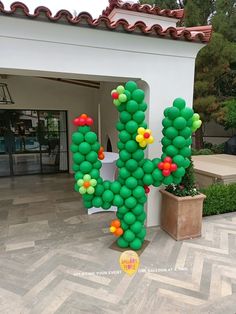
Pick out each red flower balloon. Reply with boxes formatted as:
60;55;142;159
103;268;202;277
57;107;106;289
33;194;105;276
73;114;94;127
158;156;177;177
144;185;150;194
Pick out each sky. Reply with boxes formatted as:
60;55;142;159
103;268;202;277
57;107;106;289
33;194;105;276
2;0;138;18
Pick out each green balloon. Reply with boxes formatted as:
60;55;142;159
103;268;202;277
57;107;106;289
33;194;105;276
132;204;144;216
120;150;131;162
139;102;147;112
173;177;182;184
162;118;172;128
89;169;99;179
172;136;186;149
130;221;142;234
110;181;121;194
72;132;84;145
73;152;85;164
84;200;92;208
93;160;102;169
143;174;153;186
165;127;178;139
187;118;193;127
125;197;137;209
113;195;124;207
137;227;146;239
102;190;114;203
95;184;104;196
117;237;129;248
181;107;194;120
120;111;131;123
117;141;125;150
80;161;92;173
143;160;154;174
92;197;103;207
179;127;192;139
126;100;139;114
173;117;187;130
153;181;161;187
74;171;83;180
119;130;131;143
163;175;174;185
161;137;172;147
123;230;135;242
173;98;186;110
165;145;178;157
120;186;132;198
85;132;97;144
126;159;138;172
137;212;147;223
183;158;191;168
119;167;130;179
140;121;147;129
125;140;138;153
124;90;131;101
74;183;79;192
72;164;80;172
168;107;180;120
152;168;164;181
130;238;142;250
103;202;111;210
173;155;185;167
103;180;111;190
125;120;138;134
70;144;79;153
86;151;97;163
132;149;144;161
91;142;100;152
116;212;123;219
133;111;145;123
172;167;185;178
79;126;90;134
117;85;125;94
152;158;162;166
124;212;136;224
132;167;144;179
179;146;191;157
119;206;129;215
164;107;170;117
116;159;124;168
126;177;138;189
132;89;145;103
116;122;124;131
78;142;91;155
185;137;192;146
133;186;145;199
125;81;137;92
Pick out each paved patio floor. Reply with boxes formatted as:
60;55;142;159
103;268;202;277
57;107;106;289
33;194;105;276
0;174;236;314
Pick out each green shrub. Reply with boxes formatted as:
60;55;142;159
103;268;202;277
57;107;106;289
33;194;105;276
192;148;213;155
201;183;236;216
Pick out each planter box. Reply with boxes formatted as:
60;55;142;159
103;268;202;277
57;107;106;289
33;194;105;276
160;189;206;241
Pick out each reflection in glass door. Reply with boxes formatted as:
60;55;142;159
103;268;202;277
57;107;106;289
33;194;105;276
0;109;68;177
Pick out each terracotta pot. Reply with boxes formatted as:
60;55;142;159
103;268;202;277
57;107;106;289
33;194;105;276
160;189;206;241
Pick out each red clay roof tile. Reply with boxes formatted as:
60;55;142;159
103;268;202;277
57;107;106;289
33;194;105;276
0;1;212;43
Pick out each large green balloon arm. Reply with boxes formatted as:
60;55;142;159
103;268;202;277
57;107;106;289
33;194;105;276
71;81;202;251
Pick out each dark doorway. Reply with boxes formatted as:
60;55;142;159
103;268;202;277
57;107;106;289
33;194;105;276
0;109;68;176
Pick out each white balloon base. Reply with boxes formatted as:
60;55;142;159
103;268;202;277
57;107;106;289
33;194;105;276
88;206;117;215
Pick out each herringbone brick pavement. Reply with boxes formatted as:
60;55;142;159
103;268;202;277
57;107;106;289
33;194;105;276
0;174;235;313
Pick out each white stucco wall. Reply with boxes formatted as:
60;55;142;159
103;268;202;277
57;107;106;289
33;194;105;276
109;8;179;28
0;15;205;226
0;75;99;172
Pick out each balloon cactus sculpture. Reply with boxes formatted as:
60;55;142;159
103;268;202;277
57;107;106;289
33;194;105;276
71;81;202;250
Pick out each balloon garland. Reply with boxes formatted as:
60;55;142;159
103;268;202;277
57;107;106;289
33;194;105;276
71;82;202;250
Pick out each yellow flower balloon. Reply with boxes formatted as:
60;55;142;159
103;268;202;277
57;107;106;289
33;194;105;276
136;127;154;148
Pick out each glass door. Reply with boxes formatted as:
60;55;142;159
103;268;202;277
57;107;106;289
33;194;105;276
0;110;12;176
0;109;68;177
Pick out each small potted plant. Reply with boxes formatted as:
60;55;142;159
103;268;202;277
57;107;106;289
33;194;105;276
160;158;206;240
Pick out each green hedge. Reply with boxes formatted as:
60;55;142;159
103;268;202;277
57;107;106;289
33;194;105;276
201;183;236;216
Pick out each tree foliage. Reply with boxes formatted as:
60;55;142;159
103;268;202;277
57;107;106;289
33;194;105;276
139;0;236;147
